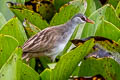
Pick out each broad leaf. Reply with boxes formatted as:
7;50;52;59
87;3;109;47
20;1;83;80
71;36;120;64
31;1;55;21
8;1;55;21
9;7;49;29
0;34;19;69
20;63;40;80
81;4;120;38
40;69;51;80
54;0;72;11
79;58;120;80
0;0;25;20
95;19;120;41
0;17;27;46
50;0;87;26
107;0;120;8
51;39;95;80
85;0;102;17
0;47;22;80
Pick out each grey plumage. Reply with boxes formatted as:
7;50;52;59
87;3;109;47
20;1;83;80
22;13;94;62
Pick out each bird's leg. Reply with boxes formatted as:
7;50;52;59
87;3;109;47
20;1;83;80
26;57;30;63
22;53;31;64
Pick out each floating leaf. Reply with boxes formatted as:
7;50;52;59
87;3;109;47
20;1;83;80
81;4;120;38
51;39;94;80
0;17;27;46
0;34;19;69
0;47;22;80
78;58;120;80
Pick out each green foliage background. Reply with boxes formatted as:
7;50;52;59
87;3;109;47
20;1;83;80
0;0;120;80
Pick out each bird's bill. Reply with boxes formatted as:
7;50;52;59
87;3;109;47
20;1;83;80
86;18;95;24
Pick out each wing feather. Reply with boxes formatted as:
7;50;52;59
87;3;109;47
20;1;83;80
22;28;60;53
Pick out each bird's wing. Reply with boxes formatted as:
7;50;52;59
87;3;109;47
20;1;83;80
22;27;60;53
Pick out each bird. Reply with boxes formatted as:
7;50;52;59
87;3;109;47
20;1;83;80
22;13;94;62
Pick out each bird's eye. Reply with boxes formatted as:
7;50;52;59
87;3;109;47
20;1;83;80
81;16;86;21
81;17;86;21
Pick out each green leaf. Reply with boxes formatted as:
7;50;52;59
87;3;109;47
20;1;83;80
0;17;27;46
116;1;120;18
51;39;95;80
0;47;22;80
54;0;72;11
94;0;102;9
81;4;120;38
35;1;55;21
0;0;25;20
20;63;40;80
85;0;102;17
40;69;51;80
0;34;19;69
50;0;87;26
8;1;55;21
0;0;15;20
78;58;120;80
9;8;49;29
71;36;120;63
0;13;6;27
107;0;120;8
23;19;40;38
95;19;120;41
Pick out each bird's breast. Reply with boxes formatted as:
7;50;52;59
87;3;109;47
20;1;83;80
53;32;72;53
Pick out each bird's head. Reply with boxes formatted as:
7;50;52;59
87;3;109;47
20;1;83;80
71;13;94;24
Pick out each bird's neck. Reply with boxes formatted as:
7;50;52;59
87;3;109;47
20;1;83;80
64;20;78;33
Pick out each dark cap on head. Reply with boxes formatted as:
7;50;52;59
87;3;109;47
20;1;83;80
71;13;95;24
